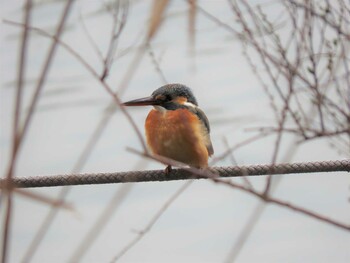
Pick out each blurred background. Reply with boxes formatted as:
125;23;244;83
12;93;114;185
1;0;350;262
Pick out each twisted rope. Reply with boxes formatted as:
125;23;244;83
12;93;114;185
1;159;349;189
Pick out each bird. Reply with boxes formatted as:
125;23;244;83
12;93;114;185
123;83;214;172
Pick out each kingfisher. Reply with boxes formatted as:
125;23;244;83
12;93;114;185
123;83;214;172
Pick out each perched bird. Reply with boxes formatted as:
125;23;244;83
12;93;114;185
123;84;213;172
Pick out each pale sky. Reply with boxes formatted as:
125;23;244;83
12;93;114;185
1;1;349;262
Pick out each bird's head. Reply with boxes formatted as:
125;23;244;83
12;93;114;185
123;84;198;110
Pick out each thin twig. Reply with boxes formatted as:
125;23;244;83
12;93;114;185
110;181;192;262
2;1;74;262
129;151;350;232
69;185;133;263
2;0;32;261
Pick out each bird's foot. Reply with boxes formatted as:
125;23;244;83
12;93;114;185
165;165;172;174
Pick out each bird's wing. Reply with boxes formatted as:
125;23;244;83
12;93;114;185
192;107;214;156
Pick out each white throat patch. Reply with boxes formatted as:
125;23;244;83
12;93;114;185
184;102;197;109
154;105;167;113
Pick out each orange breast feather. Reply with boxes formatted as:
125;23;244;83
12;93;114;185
145;108;209;168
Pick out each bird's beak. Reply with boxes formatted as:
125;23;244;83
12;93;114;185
123;96;159;106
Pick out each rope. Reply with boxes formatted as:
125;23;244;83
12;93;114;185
1;159;349;189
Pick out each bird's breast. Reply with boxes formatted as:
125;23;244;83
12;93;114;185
145;108;209;168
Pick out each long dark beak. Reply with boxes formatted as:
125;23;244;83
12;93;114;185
123;96;159;106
